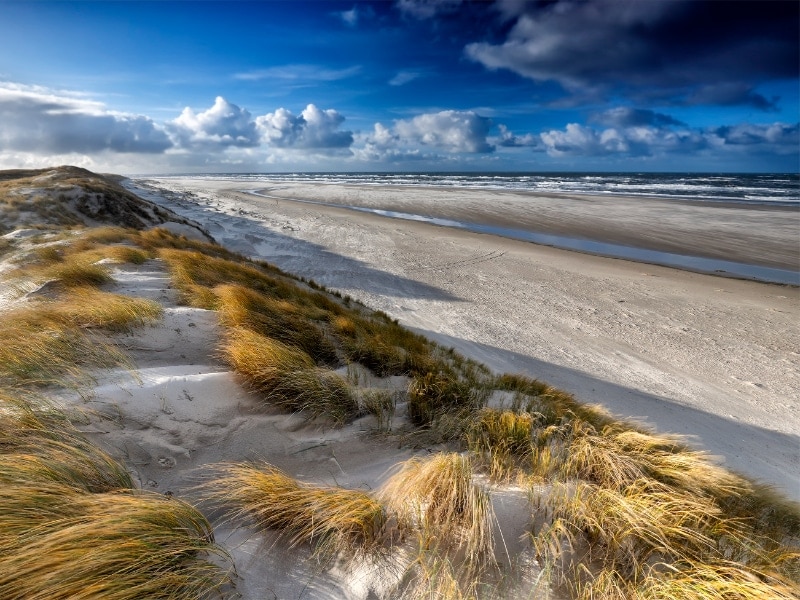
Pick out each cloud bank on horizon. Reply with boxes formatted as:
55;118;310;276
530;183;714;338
0;0;797;173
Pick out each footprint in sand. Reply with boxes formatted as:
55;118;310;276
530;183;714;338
157;456;176;468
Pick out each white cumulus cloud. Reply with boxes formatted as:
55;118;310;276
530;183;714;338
256;104;354;150
495;124;539;148
393;110;494;153
169;96;260;149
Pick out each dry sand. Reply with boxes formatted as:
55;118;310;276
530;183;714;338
130;178;800;501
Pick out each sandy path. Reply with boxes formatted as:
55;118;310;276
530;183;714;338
132;179;800;501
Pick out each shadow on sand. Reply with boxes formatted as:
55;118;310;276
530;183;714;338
410;329;800;502
131;180;464;303
133;180;799;501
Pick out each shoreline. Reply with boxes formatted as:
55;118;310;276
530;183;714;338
246;188;799;285
235;182;799;273
130;177;800;499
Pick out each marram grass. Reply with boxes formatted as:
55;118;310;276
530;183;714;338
222;327;357;423
0;392;231;600
204;462;386;562
467;408;534;480
0;286;160;386
378;453;495;582
215;283;338;364
0;309;125;386
35;288;163;332
0;392;133;492
205;455;500;600
0;487;230;600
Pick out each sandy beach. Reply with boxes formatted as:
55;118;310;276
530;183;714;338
133;178;800;500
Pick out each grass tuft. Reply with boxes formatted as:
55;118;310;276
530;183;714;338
204;462;386;562
0;487;229;600
40;256;113;288
215;283;338;365
468;409;534;480
0;309;126;387
222;327;357;424
379;453;495;580
0;390;231;599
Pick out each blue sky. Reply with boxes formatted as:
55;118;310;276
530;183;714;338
0;0;797;173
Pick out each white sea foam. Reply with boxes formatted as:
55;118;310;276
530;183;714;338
152;172;799;205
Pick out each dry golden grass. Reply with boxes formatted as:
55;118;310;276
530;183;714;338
637;562;800;599
378;453;495;584
206;455;499;599
35;288;162;332
532;479;798;599
0;392;133;493
204;462;386;562
158;248;281;309
215;283;338;365
67;243;151;266
0;309;125;386
37;255;113;288
407;370;487;427
0;390;230;600
468;409;534;480
0;486;229;600
358;388;396;431
0;286;160;386
222;327;357;423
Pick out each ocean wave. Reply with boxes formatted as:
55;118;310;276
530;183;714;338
158;172;799;206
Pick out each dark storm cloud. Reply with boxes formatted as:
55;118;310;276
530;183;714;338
590;107;685;128
466;0;798;108
686;83;779;112
713;122;799;150
539;119;798;159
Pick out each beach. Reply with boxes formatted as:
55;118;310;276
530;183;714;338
4;167;799;599
132;178;800;500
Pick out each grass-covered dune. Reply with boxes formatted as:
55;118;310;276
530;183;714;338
1;167;798;599
0;165;210;234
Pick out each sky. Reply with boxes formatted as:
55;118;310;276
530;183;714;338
0;0;798;174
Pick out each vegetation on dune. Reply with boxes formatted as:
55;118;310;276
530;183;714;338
144;227;799;600
0;166;191;232
0;225;230;599
204;462;386;562
223;327;357;424
0;392;230;600
0;285;160;387
207;454;495;598
0;196;797;600
0;307;127;386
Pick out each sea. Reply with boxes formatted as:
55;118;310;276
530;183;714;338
173;172;799;206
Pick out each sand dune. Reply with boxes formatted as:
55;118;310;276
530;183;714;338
2;168;797;599
133;177;800;500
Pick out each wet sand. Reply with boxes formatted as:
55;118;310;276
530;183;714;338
253;183;799;274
